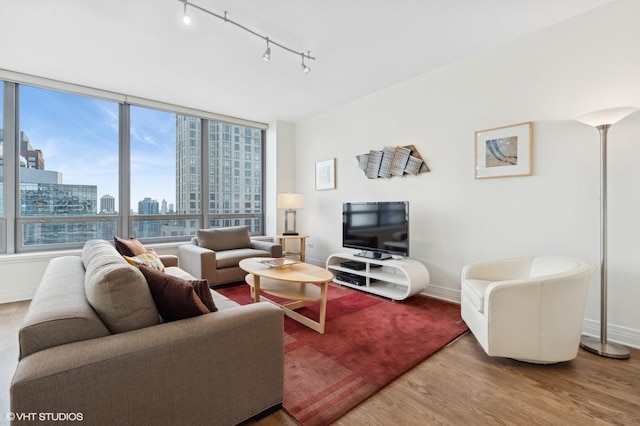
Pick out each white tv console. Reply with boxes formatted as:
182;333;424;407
326;252;430;300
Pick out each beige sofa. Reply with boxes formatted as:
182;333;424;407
10;239;284;426
178;226;282;287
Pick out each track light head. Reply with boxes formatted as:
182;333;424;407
262;39;271;61
301;53;311;74
182;2;191;25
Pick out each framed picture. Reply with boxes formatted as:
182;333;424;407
315;158;336;190
475;122;533;179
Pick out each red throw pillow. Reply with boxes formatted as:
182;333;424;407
114;237;147;257
139;265;210;322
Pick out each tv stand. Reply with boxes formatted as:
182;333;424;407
326;252;430;300
354;251;392;260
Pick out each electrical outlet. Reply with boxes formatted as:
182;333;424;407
308;241;313;248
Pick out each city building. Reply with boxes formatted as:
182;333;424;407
175;115;263;235
137;197;159;215
2;129;106;246
100;194;116;214
19;131;45;170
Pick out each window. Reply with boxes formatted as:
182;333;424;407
0;83;4;253
0;83;4;218
130;107;201;237
0;75;266;252
18;85;119;249
208;121;263;234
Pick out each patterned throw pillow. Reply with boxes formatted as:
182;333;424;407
123;249;166;272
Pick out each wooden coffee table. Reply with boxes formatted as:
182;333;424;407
239;258;334;334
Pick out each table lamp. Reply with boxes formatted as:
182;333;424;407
278;193;304;235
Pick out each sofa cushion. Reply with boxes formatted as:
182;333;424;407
164;265;238;311
139;265;211;322
197;226;251;251
18;256;111;359
211;291;241;311
123;249;166;272
83;239;160;334
114;236;147;257
164;265;197;280
216;248;273;269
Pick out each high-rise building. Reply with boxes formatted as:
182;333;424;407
100;194;116;214
175;115;201;215
138;197;159;215
175;116;263;233
2;129;107;246
19;131;45;169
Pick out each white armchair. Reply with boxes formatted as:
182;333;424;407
461;256;594;364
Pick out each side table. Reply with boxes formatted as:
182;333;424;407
277;234;309;262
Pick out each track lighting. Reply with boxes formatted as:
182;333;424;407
182;1;191;25
301;53;311;74
262;38;271;62
177;0;315;73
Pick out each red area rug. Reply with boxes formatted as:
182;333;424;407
217;284;468;425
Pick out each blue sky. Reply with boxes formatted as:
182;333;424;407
19;85;177;213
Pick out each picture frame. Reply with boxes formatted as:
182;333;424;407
475;122;533;179
315;158;336;190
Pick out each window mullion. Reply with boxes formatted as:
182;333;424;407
4;82;18;253
120;103;131;238
202;118;210;229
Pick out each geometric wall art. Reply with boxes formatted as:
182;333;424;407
356;144;430;179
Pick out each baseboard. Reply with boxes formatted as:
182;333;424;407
422;284;460;304
0;286;36;304
581;318;640;350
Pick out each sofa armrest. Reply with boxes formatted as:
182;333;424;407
251;240;283;258
158;254;179;268
11;302;284;426
178;243;217;282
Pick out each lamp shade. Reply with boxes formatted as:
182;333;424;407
573;107;637;127
278;193;304;209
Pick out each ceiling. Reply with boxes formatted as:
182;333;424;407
0;0;612;124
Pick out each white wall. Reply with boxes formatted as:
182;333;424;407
266;120;297;236
265;121;296;236
295;0;640;347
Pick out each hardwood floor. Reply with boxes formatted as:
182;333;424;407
2;300;639;425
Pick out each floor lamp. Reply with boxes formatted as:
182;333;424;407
573;106;637;359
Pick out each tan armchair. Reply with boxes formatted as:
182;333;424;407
178;226;282;287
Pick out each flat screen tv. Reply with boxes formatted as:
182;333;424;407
342;201;409;260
